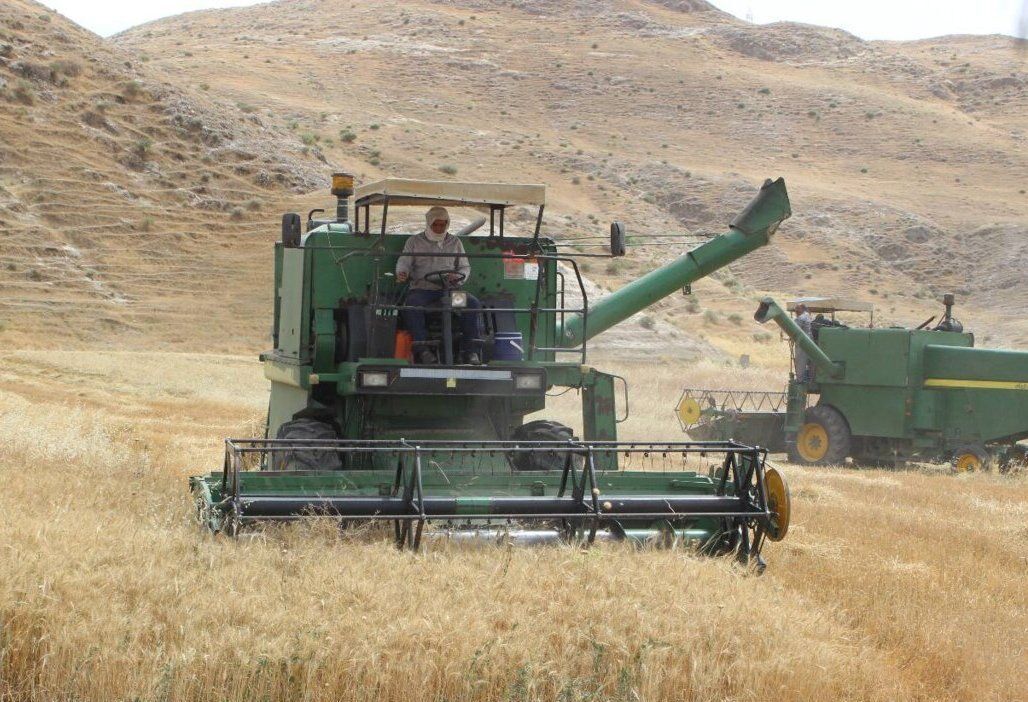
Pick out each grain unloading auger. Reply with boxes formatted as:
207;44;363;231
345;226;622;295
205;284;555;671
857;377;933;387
190;173;793;564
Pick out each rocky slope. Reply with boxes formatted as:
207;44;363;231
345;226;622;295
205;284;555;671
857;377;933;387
113;0;1028;347
0;0;324;350
1;0;1024;355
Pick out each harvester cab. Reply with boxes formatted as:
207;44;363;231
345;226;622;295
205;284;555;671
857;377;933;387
190;172;796;563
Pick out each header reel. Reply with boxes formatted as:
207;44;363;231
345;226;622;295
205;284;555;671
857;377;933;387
191;438;791;568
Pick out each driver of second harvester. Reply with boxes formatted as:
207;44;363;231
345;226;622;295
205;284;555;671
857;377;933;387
396;206;483;365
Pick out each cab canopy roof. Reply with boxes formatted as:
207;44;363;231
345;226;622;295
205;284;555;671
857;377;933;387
787;297;874;314
354;178;546;209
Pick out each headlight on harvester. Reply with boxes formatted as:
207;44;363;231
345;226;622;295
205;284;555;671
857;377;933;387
514;373;544;391
449;290;468;308
360;371;390;388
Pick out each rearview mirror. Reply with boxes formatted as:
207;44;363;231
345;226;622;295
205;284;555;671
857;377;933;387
610;222;626;257
281;213;302;247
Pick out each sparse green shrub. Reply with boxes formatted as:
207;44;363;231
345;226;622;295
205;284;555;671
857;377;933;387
339;130;356;143
245;199;261;212
50;60;81;78
139;217;154;232
229;207;245;221
300;132;318;146
605;261;621;275
752;331;773;343
439;164;457;175
639;315;655;330
703;309;719;324
728;313;743;325
686;298;701;314
13;80;34;105
134;138;153;159
123;80;143;99
369;123;380;130
237;102;257;114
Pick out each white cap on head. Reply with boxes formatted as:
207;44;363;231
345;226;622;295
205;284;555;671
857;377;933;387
425;206;449;228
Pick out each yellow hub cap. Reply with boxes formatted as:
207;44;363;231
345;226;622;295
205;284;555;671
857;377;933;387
676;397;702;426
796;422;830;463
954;453;982;473
763;467;791;542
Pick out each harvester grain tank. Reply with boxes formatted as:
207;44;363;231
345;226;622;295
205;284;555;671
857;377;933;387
190;173;793;563
681;295;1028;470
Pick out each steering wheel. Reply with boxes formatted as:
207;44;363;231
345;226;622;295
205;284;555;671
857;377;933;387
423;269;466;289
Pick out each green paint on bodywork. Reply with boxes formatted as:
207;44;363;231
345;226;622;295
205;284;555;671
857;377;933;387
259;180;793;461
752;296;1028;459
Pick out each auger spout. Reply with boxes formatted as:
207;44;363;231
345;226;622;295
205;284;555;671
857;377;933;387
558;177;791;348
754;297;845;379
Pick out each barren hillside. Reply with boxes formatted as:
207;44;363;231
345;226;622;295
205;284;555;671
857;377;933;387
1;0;1025;356
0;0;323;350
112;0;1028;350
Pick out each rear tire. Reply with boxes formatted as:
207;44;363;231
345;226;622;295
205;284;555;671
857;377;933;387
951;444;991;473
788;405;850;466
509;420;577;471
271;418;343;471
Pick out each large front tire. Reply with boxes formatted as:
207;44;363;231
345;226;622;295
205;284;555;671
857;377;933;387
509;420;577;471
789;405;850;466
271;418;343;470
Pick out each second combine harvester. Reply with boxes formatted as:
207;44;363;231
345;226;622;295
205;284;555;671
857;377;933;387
680;296;1028;470
191;173;793;565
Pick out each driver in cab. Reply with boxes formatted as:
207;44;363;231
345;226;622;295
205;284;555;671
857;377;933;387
396;206;483;365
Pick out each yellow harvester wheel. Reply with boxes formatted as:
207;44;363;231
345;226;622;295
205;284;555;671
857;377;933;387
952;445;990;473
789;405;851;465
763;466;790;542
676;396;702;426
796;423;829;462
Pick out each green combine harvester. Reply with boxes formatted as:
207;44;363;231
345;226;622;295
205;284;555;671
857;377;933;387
679;296;1028;470
191;173;793;564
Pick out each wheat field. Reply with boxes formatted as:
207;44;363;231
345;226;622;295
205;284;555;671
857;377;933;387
0;350;1025;702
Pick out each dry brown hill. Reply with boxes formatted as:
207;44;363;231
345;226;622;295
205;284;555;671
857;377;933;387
2;0;1025;356
112;0;1028;349
0;0;324;350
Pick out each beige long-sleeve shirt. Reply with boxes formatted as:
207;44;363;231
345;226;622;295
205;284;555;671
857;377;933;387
395;232;471;290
